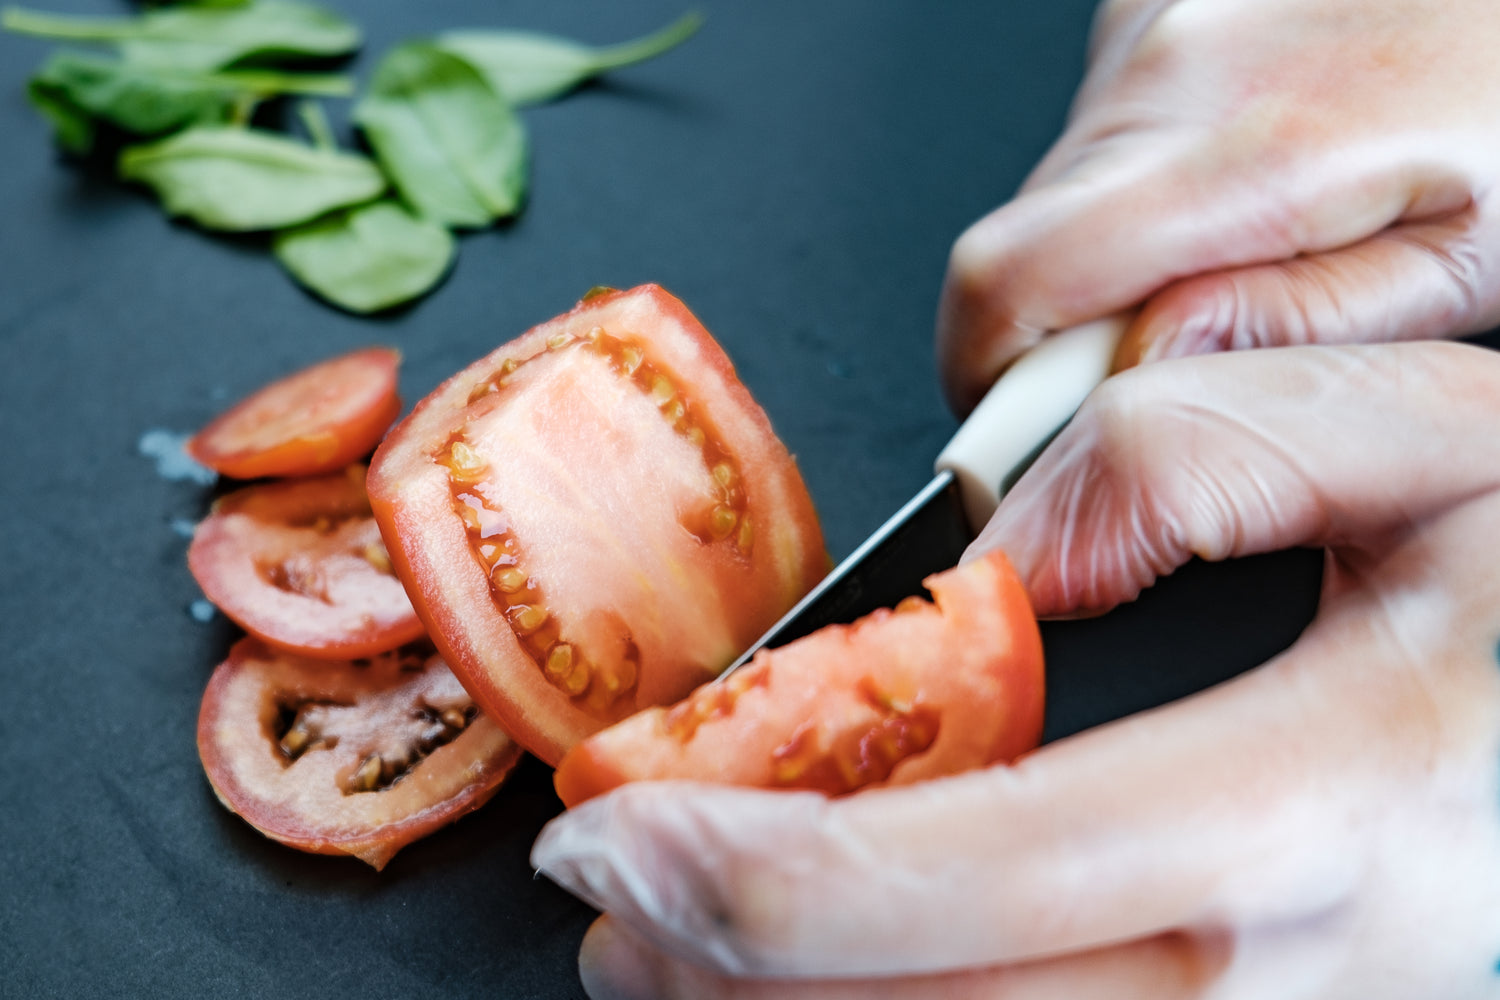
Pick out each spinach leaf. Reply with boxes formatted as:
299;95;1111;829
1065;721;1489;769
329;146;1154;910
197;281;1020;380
2;0;361;71
436;11;701;108
27;49;351;151
353;41;526;228
118;126;384;231
26;76;95;153
273;199;455;313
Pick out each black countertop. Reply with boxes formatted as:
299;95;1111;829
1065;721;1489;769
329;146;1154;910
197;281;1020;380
0;2;1326;996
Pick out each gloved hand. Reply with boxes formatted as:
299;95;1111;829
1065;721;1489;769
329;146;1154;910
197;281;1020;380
938;0;1500;413
533;340;1500;999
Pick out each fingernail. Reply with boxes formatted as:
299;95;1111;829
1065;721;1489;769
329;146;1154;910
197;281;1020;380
579;918;666;1000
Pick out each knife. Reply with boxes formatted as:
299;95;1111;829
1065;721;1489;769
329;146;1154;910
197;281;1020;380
722;315;1127;674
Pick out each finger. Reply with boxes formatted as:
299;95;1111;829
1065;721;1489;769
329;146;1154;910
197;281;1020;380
935;131;1474;413
534;631;1382;978
968;341;1500;617
579;915;1228;1000
1113;213;1490;369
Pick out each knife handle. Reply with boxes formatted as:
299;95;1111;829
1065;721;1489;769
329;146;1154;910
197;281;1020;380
934;315;1128;532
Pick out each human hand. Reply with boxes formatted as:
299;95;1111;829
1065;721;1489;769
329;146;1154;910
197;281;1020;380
938;0;1500;414
533;341;1500;999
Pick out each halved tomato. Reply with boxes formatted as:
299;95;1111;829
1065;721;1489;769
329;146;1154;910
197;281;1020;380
198;638;521;870
187;346;402;480
188;466;426;658
368;285;827;765
553;548;1044;806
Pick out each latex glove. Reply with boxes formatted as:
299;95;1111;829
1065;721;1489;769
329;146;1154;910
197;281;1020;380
937;0;1500;413
534;340;1500;999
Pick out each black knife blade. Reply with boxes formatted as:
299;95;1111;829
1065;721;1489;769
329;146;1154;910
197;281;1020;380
722;470;970;672
723;315;1127;674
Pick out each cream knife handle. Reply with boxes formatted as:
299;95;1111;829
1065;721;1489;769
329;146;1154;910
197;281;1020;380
934;315;1127;531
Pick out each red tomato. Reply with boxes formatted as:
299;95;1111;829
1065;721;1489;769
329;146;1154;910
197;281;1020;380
368;285;827;766
188;467;425;658
187;347;402;480
198;638;522;870
552;548;1044;806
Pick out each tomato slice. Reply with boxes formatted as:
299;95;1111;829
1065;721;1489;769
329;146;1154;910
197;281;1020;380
188;466;426;658
187;346;402;480
198;638;522;870
552;548;1044;806
368;285;827;765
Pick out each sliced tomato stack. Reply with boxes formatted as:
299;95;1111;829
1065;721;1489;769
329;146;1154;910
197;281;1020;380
183;286;1047;869
185;345;522;869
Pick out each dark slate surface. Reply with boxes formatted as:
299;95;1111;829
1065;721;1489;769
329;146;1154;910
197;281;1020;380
0;2;1327;997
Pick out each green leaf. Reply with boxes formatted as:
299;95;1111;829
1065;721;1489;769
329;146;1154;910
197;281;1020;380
26;49;351;142
273;199;455;313
436;11;701;108
353;41;527;228
118;125;384;231
26;79;95;153
2;0;361;71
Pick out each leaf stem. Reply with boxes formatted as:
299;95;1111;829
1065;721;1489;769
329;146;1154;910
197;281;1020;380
297;99;335;151
592;10;703;72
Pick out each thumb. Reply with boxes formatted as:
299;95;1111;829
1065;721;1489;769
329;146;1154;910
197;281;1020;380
1114;213;1487;368
971;340;1500;617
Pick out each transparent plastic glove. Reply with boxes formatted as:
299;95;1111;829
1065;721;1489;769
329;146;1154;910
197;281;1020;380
937;0;1500;413
534;341;1500;999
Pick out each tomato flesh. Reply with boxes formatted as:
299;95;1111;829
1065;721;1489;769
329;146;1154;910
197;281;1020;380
552;548;1044;806
187;346;402;480
368;286;827;765
197;639;522;870
188;467;426;658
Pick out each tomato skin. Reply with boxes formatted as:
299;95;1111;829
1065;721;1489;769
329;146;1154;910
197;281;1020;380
197;639;521;870
188;467;426;659
368;285;827;766
187;346;402;480
552;548;1044;807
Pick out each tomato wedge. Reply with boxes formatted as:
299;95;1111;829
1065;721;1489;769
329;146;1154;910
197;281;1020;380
368;285;827;765
187;346;402;480
198;638;521;870
188;466;426;658
552;548;1044;806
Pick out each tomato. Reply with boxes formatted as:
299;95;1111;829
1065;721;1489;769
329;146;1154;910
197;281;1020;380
198;638;522;870
367;285;827;765
187;346;402;480
188;466;426;658
552;548;1044;806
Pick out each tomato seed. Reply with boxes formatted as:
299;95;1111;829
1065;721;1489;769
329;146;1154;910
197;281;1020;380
492;566;528;593
508;604;548;634
561;659;591;696
649;375;674;407
362;541;393;574
447;440;487;482
544;642;574;679
280;723;311;759
353;755;382;793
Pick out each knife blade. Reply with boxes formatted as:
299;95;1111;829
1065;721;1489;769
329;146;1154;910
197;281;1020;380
723;315;1127;674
